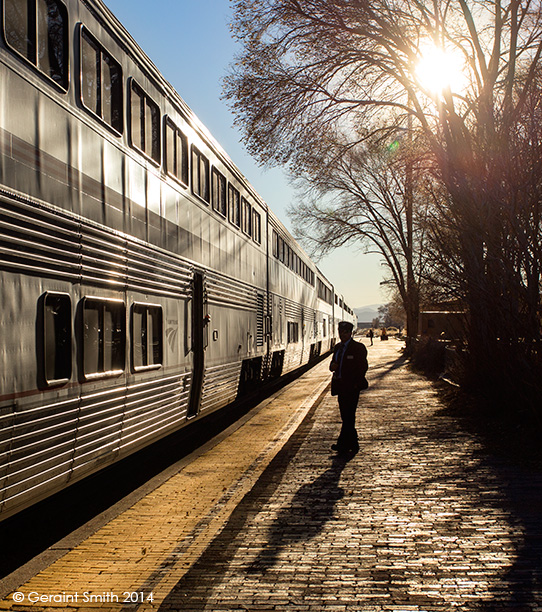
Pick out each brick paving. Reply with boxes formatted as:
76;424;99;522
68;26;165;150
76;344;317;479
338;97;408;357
2;339;542;611
159;339;542;612
0;355;333;611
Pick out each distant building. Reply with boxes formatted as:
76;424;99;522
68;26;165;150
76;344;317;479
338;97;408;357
418;310;467;341
357;321;373;329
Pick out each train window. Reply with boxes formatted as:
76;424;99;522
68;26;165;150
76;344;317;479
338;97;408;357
287;322;299;344
40;292;71;385
130;80;160;164
241;197;252;236
191;145;210;203
228;184;241;228
131;85;143;150
165;118;188;186
3;0;68;90
272;230;279;258
252;209;261;244
80;27;123;134
82;298;125;379
211;167;227;217
131;304;163;371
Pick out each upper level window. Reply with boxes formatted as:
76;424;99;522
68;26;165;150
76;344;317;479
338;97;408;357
211;167;227;217
228;184;240;228
252;209;261;244
82;297;125;379
130;80;160;164
272;230;279;258
3;0;68;89
80;27;123;134
241;197;252;237
317;278;333;304
191;145;210;203
165;118;188;186
278;236;284;263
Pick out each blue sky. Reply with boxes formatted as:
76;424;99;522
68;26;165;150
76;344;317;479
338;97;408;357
103;0;384;308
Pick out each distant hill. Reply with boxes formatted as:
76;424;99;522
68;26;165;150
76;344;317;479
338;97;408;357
354;304;383;324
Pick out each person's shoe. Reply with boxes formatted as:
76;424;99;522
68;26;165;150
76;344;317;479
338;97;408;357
332;443;353;455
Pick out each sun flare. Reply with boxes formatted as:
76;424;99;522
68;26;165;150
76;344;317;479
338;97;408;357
415;44;467;95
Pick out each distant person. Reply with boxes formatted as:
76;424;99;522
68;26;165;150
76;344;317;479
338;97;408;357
329;321;369;455
368;329;374;345
381;327;388;341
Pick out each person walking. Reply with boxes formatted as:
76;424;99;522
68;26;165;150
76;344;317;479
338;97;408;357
329;321;368;455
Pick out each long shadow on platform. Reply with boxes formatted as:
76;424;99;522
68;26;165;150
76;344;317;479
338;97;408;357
157;394;350;611
246;453;348;574
434;387;542;611
482;460;542;611
366;352;408;384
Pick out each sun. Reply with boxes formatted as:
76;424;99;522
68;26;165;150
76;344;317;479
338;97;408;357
415;44;467;96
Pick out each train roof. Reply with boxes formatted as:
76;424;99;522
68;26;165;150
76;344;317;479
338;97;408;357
87;0;267;212
85;0;340;295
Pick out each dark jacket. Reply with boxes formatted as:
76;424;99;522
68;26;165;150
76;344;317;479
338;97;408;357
330;338;368;396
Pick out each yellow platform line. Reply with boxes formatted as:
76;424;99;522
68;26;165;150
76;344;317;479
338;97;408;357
1;360;331;611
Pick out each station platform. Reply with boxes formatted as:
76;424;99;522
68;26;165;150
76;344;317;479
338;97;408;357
1;339;542;611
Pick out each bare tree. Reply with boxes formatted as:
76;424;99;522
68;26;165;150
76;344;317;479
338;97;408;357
286;133;427;342
225;0;542;394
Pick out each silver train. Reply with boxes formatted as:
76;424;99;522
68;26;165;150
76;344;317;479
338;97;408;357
0;0;356;521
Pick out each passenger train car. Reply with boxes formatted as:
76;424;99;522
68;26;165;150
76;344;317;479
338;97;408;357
0;0;356;521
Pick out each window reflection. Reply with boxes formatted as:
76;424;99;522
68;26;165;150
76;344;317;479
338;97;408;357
131;304;163;371
83;298;125;377
191;145;210;203
130;81;160;163
81;27;123;133
4;0;68;89
42;293;72;383
228;184;241;228
165;119;188;186
211;167;227;217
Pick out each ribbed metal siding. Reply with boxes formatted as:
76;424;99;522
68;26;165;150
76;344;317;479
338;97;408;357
205;270;261;311
283;296;303;321
0;198;194;516
200;271;262;413
0;196;194;296
200;362;242;414
0;197;81;282
1;396;79;511
119;373;191;452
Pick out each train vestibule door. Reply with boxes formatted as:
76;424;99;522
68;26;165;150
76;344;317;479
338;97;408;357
187;271;207;418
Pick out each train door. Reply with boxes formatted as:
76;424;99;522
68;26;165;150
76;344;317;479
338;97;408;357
187;271;207;418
